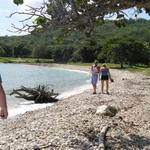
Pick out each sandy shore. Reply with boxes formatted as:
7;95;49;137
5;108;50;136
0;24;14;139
0;64;150;150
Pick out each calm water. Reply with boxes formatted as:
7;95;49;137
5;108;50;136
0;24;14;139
0;64;90;117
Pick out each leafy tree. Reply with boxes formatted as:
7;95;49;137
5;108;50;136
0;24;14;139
71;49;82;62
51;46;63;62
78;39;101;62
50;45;75;62
13;42;31;57
0;46;5;56
32;44;51;59
99;37;150;68
128;42;150;66
0;43;13;57
2;44;13;57
11;0;150;36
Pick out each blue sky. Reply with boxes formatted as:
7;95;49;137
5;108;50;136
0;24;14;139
0;0;150;37
0;0;45;36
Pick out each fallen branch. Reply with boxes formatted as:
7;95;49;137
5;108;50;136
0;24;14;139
96;126;110;150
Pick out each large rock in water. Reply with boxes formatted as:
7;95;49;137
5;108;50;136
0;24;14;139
96;105;118;117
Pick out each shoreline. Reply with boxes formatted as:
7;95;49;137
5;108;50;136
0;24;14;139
0;63;150;150
4;63;92;118
3;64;92;119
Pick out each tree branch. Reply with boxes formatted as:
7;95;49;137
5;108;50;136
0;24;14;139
9;0;150;34
96;126;110;150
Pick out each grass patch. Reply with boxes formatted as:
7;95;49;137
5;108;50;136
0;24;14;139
0;57;54;63
68;62;150;76
67;62;121;68
125;67;142;72
125;67;150;76
67;62;92;66
142;69;150;76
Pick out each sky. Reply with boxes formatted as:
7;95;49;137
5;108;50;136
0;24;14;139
0;0;46;36
0;0;150;37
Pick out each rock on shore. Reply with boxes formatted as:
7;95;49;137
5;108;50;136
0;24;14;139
0;65;150;150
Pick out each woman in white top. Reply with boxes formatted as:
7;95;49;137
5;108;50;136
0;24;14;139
91;60;100;94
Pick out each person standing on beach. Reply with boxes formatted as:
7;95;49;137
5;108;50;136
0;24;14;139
0;75;8;119
100;64;113;94
91;60;100;94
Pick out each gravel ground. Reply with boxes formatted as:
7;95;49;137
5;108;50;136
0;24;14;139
0;64;150;150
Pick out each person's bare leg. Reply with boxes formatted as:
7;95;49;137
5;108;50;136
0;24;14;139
92;84;96;94
101;80;104;94
106;80;109;94
0;84;8;119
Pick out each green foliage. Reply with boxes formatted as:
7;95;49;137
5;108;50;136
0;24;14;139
0;19;150;66
94;18;105;26
145;8;150;15
13;42;31;57
13;0;23;5
70;50;82;62
0;46;5;56
125;67;150;76
50;44;75;62
52;37;64;44
32;43;51;59
33;17;47;27
117;14;124;19
114;19;128;28
98;36;150;68
77;39;101;62
0;43;12;57
31;28;44;33
0;57;53;63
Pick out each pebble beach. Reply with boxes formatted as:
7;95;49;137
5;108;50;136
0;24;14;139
0;64;150;150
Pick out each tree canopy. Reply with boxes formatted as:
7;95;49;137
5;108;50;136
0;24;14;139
12;0;150;36
98;36;150;68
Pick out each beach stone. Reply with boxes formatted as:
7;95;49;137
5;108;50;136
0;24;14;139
33;145;41;150
122;78;127;80
96;105;118;117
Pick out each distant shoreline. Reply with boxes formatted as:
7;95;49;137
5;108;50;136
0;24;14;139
27;63;91;72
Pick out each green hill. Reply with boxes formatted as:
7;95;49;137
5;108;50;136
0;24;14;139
0;19;150;65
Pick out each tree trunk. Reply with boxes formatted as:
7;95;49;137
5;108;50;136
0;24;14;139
121;62;124;68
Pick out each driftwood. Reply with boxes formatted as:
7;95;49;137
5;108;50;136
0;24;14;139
96;126;110;150
10;85;59;103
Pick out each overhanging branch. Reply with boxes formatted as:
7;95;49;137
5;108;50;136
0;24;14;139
9;0;150;34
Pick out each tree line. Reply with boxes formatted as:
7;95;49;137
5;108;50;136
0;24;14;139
0;19;150;67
